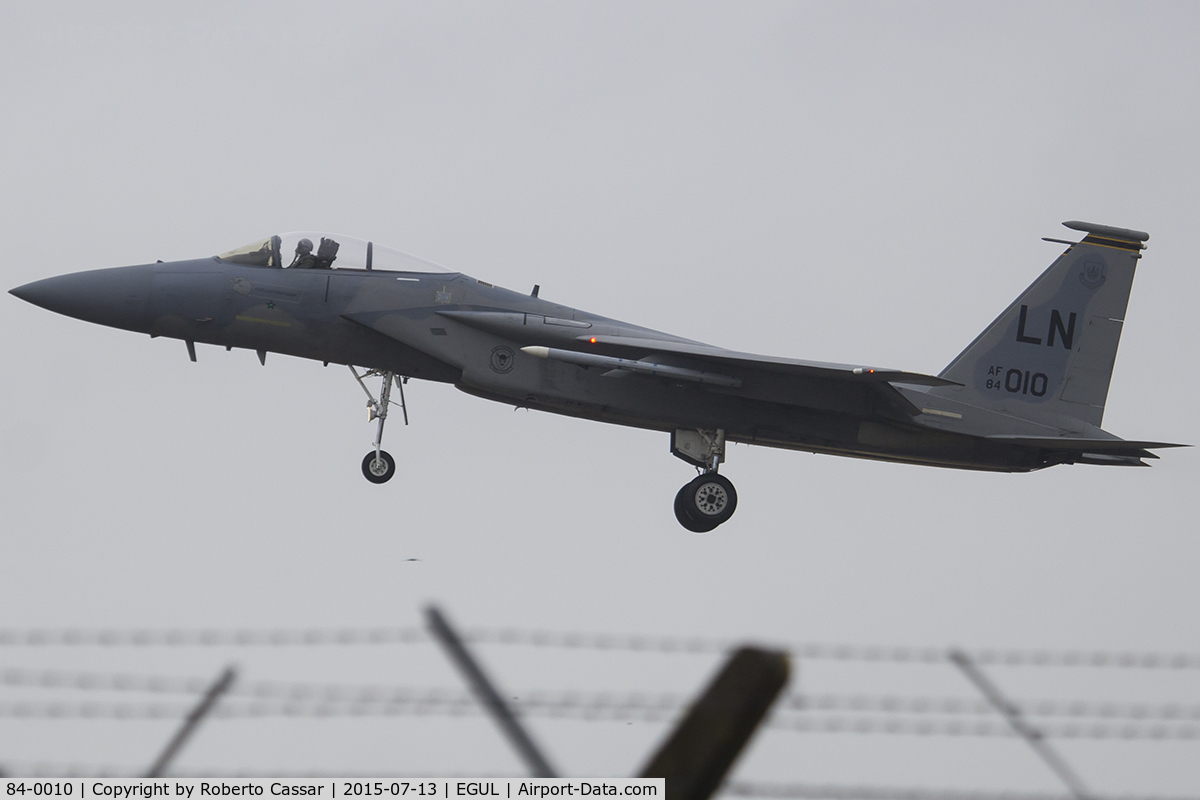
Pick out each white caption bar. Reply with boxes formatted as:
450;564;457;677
2;780;664;800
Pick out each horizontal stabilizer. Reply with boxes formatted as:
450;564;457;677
578;335;959;387
985;435;1187;457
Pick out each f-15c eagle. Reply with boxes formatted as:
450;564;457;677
10;220;1182;531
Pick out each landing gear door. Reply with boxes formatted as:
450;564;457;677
671;429;711;468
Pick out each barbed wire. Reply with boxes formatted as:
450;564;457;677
471;631;1200;669
0;628;425;647
0;669;682;711
4;668;1200;722
778;694;1200;721
764;717;1200;740
0;762;498;779
0;698;1198;739
0;627;1196;669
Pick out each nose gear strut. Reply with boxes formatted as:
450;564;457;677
350;366;408;484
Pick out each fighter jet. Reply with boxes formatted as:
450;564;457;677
9;221;1183;531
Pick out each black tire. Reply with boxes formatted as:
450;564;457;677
681;473;737;526
361;450;396;484
675;484;719;532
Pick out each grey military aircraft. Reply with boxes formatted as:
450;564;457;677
9;221;1183;531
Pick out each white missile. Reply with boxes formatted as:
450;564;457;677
520;346;742;388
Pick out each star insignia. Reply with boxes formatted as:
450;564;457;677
266;301;276;309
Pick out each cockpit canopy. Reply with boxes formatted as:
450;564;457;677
217;233;450;273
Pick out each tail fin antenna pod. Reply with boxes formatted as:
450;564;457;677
934;221;1148;428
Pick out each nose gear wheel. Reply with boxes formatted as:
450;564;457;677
362;450;396;483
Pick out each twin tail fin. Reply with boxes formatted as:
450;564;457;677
935;221;1148;429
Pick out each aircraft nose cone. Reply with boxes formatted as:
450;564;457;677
10;264;154;333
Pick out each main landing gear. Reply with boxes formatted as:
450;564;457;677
350;366;408;484
671;428;738;533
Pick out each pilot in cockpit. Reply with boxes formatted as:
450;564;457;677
288;238;317;269
288;237;339;269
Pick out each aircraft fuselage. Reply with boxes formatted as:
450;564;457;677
13;221;1177;530
18;257;1041;473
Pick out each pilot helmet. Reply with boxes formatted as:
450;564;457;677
296;238;313;255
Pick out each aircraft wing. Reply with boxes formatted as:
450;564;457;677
577;335;959;388
422;309;955;388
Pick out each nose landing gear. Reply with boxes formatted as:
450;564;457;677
350;366;408;484
671;428;738;532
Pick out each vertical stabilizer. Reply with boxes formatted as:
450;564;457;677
935;221;1148;428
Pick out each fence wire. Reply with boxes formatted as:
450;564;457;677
0;698;1198;740
4;668;1200;723
1;628;1198;669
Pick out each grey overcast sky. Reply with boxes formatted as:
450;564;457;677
2;0;1199;792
